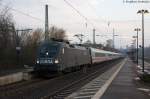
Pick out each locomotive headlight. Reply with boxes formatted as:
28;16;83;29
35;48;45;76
54;59;59;63
46;52;49;56
36;60;39;64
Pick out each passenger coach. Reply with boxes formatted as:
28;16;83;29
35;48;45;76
90;48;121;64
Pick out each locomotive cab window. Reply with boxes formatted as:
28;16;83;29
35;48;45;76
39;43;60;58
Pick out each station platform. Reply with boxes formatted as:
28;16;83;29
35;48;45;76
67;58;150;99
0;66;34;86
101;59;150;99
0;68;24;77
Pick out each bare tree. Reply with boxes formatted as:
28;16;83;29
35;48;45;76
31;28;43;44
49;26;67;40
21;28;43;65
0;10;15;47
0;2;17;66
22;28;43;46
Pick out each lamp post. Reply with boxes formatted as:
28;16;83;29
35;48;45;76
134;28;141;65
137;9;149;73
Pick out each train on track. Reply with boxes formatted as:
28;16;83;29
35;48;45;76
34;39;123;74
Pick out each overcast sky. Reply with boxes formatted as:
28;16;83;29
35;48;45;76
1;0;150;49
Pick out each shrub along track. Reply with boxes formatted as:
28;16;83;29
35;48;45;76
0;59;123;99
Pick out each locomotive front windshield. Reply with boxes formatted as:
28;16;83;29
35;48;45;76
39;43;60;58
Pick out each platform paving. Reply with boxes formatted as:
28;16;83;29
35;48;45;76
101;59;150;99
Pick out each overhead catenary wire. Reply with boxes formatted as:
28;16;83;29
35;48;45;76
63;0;120;44
64;0;109;44
63;0;111;45
64;0;150;26
63;0;95;28
85;1;150;24
62;1;145;44
0;3;44;22
11;8;44;22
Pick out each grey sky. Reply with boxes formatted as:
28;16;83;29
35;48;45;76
1;0;150;48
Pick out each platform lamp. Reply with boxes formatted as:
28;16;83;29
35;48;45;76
137;9;149;73
134;28;141;65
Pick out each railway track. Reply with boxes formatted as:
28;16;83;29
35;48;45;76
41;59;123;99
42;66;107;99
0;59;123;99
